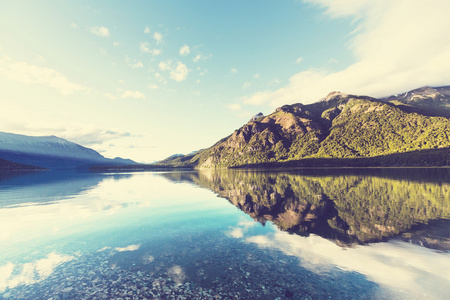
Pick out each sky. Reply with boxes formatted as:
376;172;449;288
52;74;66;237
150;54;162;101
1;0;450;163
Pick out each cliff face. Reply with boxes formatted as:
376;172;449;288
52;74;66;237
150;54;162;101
158;86;450;168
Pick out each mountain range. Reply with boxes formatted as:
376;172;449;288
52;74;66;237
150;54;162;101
2;86;450;171
0;132;135;170
157;86;450;168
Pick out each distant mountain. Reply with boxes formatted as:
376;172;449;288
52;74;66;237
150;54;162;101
380;85;450;118
157;86;450;168
0;132;136;169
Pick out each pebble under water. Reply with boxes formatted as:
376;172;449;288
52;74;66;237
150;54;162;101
3;232;381;300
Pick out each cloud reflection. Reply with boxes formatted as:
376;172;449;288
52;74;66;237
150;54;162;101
0;252;74;292
167;265;186;285
115;244;141;252
245;231;450;299
226;220;258;238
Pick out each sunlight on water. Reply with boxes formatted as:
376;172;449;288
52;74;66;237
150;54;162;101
0;169;449;299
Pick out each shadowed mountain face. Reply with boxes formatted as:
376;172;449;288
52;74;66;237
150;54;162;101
158;86;450;168
160;169;450;250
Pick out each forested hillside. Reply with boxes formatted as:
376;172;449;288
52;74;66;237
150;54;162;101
157;86;450;168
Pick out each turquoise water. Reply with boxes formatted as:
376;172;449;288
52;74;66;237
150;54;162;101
0;169;449;299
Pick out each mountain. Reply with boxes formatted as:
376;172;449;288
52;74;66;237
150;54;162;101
380;85;450;118
0;132;136;169
158;86;450;168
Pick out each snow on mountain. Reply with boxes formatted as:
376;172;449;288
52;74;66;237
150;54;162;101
0;132;104;161
0;132;136;169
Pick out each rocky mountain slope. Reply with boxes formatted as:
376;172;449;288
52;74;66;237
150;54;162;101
158;86;450;168
0;132;136;169
381;86;450;118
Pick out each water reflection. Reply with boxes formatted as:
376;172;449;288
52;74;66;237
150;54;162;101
0;169;448;299
245;231;450;299
0;171;132;208
160;168;450;250
0;253;75;292
0;171;240;295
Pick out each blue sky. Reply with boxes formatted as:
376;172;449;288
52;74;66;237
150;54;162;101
1;0;449;163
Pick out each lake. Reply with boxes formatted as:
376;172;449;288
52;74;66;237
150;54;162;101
0;168;449;299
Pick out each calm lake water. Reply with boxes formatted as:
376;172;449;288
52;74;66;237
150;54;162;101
0;168;449;299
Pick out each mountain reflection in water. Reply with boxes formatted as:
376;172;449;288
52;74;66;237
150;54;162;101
0;169;448;299
160;168;450;250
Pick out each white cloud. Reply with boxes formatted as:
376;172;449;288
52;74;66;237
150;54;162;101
228;104;242;111
113;42;119;47
254;73;260;79
193;54;201;62
193;53;212;63
155;73;167;84
170;62;189;82
131;61;143;68
139;42;161;56
61;125;133;146
125;55;143;69
151;49;162;56
230;67;238;74
157;60;189;82
244;0;450;107
105;93;117;100
0;55;86;95
296;57;303;63
90;26;109;37
179;44;190;56
144;26;151;34
139;42;150;53
71;23;78;29
242;81;251;89
148;83;158;90
121;90;145;99
153;32;163;44
158;59;172;71
270;78;281;86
